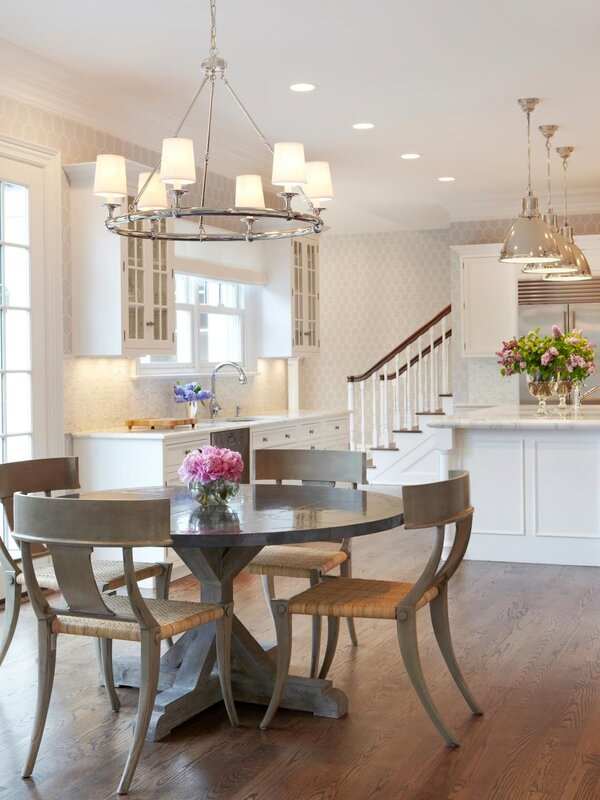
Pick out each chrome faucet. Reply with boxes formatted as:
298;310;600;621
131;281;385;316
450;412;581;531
573;383;600;410
210;361;247;418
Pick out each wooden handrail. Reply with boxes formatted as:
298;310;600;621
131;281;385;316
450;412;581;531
347;305;451;383
379;330;452;380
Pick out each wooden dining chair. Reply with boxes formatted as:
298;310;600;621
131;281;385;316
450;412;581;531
245;448;367;678
13;492;238;796
260;470;483;745
0;457;173;669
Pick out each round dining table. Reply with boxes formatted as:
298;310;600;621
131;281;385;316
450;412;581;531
83;483;405;741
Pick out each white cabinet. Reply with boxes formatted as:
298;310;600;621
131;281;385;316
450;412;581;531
65;162;175;357
250;415;349;466
454;244;519;357
260;236;320;357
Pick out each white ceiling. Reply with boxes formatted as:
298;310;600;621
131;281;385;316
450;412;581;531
1;0;600;233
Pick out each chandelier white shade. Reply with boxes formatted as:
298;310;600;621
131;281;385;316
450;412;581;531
160;138;196;187
92;0;327;244
137;173;168;210
271;143;307;187
499;98;561;265
304;161;334;203
93;154;127;201
235;174;265;209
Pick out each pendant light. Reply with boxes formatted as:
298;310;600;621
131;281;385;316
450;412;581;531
499;98;561;265
522;124;577;274
543;146;592;282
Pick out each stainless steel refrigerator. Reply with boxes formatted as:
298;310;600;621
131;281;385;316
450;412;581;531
518;278;600;404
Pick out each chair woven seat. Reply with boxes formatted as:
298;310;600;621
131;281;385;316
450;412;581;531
51;596;224;642
288;577;439;620
245;545;348;579
16;559;165;591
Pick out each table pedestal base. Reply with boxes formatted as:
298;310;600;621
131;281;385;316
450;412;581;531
112;615;347;741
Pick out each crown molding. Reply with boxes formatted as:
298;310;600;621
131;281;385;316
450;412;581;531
0;39;269;181
446;189;600;223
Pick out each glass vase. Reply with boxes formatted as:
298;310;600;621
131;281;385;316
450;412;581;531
188;478;240;507
552;379;573;413
186;401;198;420
527;379;554;416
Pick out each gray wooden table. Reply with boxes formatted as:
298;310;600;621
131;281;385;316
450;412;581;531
82;483;405;740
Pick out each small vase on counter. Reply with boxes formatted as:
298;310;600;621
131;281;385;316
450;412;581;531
186;401;198;420
527;378;554;416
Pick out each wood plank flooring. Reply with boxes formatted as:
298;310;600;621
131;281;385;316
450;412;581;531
2;522;600;799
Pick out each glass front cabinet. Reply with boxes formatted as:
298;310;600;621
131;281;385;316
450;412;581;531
292;237;320;354
66;162;175;357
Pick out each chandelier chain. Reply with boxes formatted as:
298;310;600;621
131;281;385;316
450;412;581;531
209;0;218;56
526;109;532;196
562;156;569;224
545;136;552;212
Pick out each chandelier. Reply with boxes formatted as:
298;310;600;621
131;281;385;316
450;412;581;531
92;0;331;243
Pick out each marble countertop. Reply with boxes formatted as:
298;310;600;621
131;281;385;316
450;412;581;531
70;409;348;440
428;404;600;430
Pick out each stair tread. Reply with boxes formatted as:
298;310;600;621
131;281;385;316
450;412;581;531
438;393;453;397
392;428;422;434
370;445;399;451
416;410;445;415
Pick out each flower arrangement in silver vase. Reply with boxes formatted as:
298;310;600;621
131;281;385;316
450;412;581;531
178;446;244;507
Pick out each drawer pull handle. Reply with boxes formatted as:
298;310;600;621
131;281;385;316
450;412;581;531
184;449;192;455
262;437;268;442
309;429;314;434
310;445;316;450
285;433;291;439
335;425;340;431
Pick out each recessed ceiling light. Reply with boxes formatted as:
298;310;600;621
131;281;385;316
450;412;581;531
438;176;456;182
401;153;421;160
353;122;375;130
290;83;316;93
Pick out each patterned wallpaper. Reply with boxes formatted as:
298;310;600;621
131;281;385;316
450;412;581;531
0;93;287;431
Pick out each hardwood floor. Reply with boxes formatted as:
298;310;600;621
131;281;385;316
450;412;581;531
3;523;600;799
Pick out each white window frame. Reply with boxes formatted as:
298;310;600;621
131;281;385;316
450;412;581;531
0;135;63;457
138;273;258;377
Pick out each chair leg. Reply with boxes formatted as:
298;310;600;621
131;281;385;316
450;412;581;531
339;558;359;646
22;622;57;778
215;606;238;728
117;631;161;796
261;575;276;620
317;616;340;680
155;563;174;648
0;572;20;667
429;586;483;716
396;607;459;747
96;638;120;713
260;600;292;730
308;568;322;679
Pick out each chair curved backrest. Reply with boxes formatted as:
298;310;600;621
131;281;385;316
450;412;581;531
13;493;172;629
255;449;367;488
402;470;472;530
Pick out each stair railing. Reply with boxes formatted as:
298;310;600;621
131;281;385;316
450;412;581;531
347;306;452;452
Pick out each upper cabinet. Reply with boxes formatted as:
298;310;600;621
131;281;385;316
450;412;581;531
65;162;175;357
454;244;519;357
260;235;320;357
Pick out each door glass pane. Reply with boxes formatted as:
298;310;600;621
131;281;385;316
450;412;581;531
3;246;30;307
5;372;31;433
2;183;29;245
5;310;31;370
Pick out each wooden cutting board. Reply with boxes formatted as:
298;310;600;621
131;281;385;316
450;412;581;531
125;417;198;430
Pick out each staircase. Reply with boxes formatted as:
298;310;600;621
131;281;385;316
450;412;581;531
346;305;452;486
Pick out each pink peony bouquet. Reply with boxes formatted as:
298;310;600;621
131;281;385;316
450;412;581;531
178;445;244;485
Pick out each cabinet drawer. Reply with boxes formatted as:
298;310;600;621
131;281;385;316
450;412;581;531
299;422;322;441
321;418;349;440
252;426;298;449
164;437;210;469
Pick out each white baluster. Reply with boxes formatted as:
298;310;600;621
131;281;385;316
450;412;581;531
402;371;408;430
405;344;412;430
360;380;366;452
429;327;435;412
379;370;385;445
383;367;389;445
371;372;377;448
434;330;439;409
417;335;423;414
348;381;355;451
441;316;449;395
394;353;400;431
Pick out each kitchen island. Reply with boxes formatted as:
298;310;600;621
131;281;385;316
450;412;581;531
429;405;600;566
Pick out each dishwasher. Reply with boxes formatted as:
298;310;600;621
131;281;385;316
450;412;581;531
210;428;250;483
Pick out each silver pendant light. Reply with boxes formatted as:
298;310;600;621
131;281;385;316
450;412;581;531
543;146;592;282
499;98;561;265
522;124;577;274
